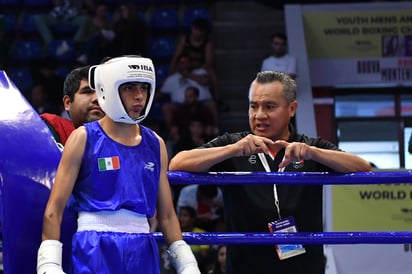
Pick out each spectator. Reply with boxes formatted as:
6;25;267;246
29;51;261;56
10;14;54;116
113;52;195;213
208;245;227;274
34;0;91;47
173;114;216;156
178;206;211;264
112;2;148;56
169;18;221;106
169;86;216;144
261;33;297;79
73;0;97;16
261;33;298;126
76;1;115;65
169;18;212;73
29;83;60;115
171;114;217;203
0;17;9;69
31;57;65;113
176;184;224;232
160;55;219;134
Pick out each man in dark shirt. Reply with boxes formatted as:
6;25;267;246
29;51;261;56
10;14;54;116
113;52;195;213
169;70;372;274
41;65;104;147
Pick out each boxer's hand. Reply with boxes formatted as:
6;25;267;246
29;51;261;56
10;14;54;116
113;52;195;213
37;240;65;274
167;240;201;274
234;134;274;157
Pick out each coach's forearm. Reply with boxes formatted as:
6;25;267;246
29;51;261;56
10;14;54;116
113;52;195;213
169;146;237;172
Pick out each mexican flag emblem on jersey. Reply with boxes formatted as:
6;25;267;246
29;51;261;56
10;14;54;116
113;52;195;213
98;156;120;171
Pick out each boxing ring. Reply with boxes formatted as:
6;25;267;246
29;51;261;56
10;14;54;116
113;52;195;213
1;69;412;273
161;171;412;245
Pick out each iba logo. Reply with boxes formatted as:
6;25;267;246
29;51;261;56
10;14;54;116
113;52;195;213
128;64;153;71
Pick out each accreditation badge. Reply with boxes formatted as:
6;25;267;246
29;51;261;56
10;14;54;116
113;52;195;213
268;216;306;260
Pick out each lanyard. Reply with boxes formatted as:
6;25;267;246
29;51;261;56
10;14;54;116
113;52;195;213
257;153;284;220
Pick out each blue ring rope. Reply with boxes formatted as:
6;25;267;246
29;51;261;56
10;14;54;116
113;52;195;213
153;231;412;245
168;171;412;185
162;171;412;245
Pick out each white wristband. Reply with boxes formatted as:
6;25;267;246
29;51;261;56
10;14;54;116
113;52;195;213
37;240;63;271
167;240;200;274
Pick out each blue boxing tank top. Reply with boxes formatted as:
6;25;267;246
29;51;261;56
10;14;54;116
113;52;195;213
68;121;160;218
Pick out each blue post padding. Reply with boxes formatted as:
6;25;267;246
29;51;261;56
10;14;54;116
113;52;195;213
0;70;77;274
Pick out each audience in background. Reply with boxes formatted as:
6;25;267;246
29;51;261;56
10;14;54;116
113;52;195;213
169;17;223;109
0;18;8;70
169;86;216;144
34;0;90;47
112;2;148;56
76;2;115;65
176;184;225;232
178;206;211;271
261;32;297;79
29;83;60;115
160;54;219;134
30;57;65;113
261;32;298;126
172;114;216;157
208;245;227;274
6;2;222;132
169;18;211;72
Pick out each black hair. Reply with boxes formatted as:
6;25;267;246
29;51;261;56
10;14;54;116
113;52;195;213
179;206;197;219
63;66;90;101
198;185;218;199
191;17;210;33
271;32;287;42
185;86;200;97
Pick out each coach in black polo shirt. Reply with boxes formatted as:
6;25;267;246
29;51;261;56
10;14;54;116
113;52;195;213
169;70;372;274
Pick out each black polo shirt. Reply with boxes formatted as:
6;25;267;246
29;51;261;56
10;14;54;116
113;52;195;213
200;127;339;274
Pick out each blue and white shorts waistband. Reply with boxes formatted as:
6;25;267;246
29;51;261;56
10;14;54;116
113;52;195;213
77;209;150;233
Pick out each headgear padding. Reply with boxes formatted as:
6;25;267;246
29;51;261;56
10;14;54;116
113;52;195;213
89;56;156;124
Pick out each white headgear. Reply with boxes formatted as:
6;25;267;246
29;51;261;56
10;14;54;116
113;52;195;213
89;56;156;124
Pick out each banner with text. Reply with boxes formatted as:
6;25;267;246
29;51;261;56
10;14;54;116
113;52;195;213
302;3;412;86
329;183;412;273
332;184;412;231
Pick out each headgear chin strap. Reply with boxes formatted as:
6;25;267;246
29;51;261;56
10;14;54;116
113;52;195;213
89;56;156;124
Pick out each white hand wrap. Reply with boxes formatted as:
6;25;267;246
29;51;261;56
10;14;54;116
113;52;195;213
167;240;201;274
37;240;66;274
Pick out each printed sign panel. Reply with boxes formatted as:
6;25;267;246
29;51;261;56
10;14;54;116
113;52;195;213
302;3;412;86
